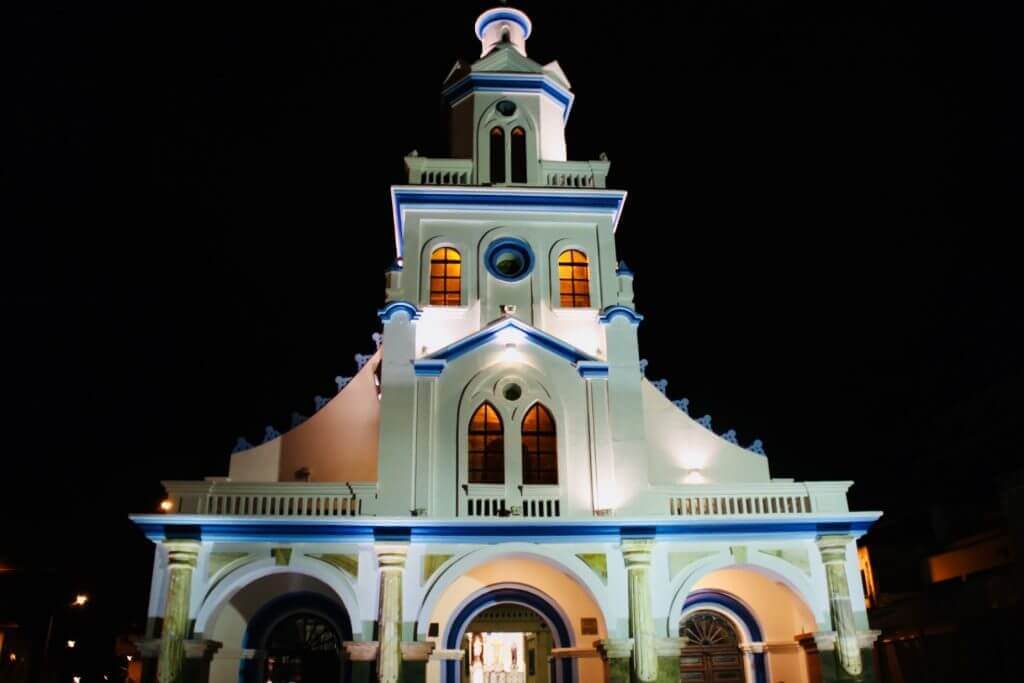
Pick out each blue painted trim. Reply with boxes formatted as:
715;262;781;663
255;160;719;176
475;9;532;40
444;587;571;683
443;74;572;124
419;317;598;374
378;301;421;322
598;305;644;326
683;590;766;683
390;187;627;257
131;514;881;544
484;237;535;282
576;361;609;378
413;359;447;377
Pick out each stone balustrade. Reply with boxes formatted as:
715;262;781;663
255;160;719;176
655;481;852;517
161;480;378;517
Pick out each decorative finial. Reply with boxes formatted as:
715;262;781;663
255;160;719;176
313;395;329;411
231;437;253;453
335;376;352;393
639;359;649;376
697;415;712;430
673;398;690;414
722;429;738;444
652;379;668;395
290;412;307;427
599;152;609;162
355;353;373;370
262;425;280;443
749;439;766;455
372;332;383;350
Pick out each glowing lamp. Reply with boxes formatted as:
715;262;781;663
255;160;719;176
72;594;89;607
683;468;705;484
8;653;16;662
159;499;174;512
66;640;76;649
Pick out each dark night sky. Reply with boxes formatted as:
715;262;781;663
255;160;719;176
3;0;1022;637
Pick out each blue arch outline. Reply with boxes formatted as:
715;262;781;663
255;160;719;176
443;586;574;683
239;591;353;683
683;589;767;683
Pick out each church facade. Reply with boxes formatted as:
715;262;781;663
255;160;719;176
132;8;882;683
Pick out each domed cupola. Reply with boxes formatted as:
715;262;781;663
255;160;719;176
475;6;532;57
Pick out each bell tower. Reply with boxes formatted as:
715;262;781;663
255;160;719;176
441;6;574;186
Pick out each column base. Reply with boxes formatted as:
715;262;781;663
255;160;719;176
797;631;879;683
596;639;633;683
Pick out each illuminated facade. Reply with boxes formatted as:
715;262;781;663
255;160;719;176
132;8;882;683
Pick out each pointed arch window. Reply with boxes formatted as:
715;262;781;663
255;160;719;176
489;127;506;184
557;249;591;308
511;126;527;183
522;403;557;485
429;247;462;306
469;402;504;484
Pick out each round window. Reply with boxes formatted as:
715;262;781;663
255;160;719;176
485;238;534;282
496;100;517;116
503;383;523;401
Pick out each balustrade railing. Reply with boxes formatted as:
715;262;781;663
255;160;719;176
655;481;852;518
162;480;378;517
405;156;474;185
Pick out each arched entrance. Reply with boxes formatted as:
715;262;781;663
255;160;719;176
462;604;554;683
679;611;746;682
443;585;574;683
681;590;767;683
241;592;353;683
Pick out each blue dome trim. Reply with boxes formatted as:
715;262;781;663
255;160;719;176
474;9;532;40
599;305;644;326
377;301;421;322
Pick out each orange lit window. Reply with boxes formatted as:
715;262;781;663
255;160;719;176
490;127;506;183
429;247;461;306
469;402;504;484
511;126;527;183
522;403;557;485
557;249;591;308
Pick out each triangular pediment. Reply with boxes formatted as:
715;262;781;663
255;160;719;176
414;316;604;378
472;45;546;75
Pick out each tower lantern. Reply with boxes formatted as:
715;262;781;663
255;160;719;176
475;6;532;57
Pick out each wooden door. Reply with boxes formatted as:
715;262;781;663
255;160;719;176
679;612;746;682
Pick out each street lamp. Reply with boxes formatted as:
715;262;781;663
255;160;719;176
72;594;89;607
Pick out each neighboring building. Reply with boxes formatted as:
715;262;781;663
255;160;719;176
131;8;882;683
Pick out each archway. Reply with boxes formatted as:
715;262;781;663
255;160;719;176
681;590;765;683
443;585;573;683
241;591;353;683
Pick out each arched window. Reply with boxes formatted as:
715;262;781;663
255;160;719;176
511;126;527;183
557;249;591;308
521;403;557;485
489;127;506;183
469;402;504;484
429;247;461;306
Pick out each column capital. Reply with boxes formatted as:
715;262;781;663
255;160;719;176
163;539;200;569
815;535;853;564
374;542;409;569
621;538;655;567
595;638;634;660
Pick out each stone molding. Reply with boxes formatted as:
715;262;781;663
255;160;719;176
595;638;634;660
343;641;379;661
654;637;687;656
550;647;599;659
183;639;222;660
400;641;436;661
430;648;466;661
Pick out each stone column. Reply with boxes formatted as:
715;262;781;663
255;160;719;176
375;544;408;683
622;539;657;682
156;540;200;683
816;536;862;677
